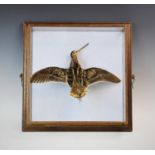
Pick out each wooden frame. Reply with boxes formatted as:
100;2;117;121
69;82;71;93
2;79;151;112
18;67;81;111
22;22;132;131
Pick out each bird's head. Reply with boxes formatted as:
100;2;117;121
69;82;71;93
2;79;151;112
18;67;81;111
70;50;78;58
70;43;89;58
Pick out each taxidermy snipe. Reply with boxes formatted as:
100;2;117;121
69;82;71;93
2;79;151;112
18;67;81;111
31;43;121;99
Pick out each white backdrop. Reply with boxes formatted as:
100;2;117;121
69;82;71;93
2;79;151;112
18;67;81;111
32;27;125;121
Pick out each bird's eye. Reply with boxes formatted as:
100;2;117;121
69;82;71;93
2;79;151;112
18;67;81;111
71;51;76;56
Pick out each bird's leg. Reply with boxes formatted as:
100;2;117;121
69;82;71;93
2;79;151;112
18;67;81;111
78;97;82;102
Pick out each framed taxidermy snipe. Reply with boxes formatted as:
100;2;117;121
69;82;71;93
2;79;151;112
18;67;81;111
22;22;132;131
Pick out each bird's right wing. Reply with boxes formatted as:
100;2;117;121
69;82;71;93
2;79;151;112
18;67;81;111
85;67;121;85
31;67;68;83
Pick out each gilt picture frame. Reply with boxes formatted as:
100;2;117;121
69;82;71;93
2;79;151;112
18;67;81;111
22;22;132;131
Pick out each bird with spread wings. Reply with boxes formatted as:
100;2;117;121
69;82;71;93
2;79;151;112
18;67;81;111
31;43;121;99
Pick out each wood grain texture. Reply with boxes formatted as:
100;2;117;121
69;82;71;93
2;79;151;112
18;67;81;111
22;22;132;131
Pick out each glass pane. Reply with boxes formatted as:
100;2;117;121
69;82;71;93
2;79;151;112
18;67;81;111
31;27;125;122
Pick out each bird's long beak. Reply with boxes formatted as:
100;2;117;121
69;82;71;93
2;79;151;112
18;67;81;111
76;43;89;53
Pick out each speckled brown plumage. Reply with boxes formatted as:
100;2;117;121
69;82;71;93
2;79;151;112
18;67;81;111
31;43;121;99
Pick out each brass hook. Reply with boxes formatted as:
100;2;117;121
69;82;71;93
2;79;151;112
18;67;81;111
20;73;23;87
132;74;135;89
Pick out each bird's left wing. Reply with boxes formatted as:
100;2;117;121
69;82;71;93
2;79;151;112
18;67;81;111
31;67;68;83
85;67;121;85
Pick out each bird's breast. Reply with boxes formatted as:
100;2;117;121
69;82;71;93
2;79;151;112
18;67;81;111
67;66;86;87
